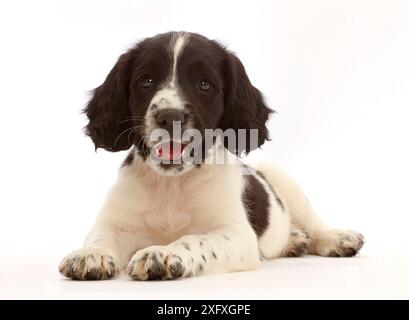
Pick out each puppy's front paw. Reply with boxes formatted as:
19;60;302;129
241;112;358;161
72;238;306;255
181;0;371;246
126;246;189;281
315;229;364;257
59;248;118;280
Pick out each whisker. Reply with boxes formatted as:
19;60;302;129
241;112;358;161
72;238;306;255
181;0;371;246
113;127;138;149
120;117;147;124
130;125;146;135
127;127;140;146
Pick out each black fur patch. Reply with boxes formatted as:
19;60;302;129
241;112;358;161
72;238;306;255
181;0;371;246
242;174;270;237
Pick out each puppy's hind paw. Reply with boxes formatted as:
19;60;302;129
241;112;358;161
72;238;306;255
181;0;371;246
312;229;364;257
282;226;310;257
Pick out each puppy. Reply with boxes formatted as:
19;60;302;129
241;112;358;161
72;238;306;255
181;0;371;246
59;32;364;280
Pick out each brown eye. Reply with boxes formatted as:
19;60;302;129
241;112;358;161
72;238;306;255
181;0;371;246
199;79;210;91
140;76;153;88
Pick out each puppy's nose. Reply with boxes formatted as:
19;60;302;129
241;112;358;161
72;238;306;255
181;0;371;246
155;109;187;132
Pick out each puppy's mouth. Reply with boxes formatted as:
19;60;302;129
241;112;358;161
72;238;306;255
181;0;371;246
152;140;188;162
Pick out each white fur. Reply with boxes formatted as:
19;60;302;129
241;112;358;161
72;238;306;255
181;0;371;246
169;32;188;87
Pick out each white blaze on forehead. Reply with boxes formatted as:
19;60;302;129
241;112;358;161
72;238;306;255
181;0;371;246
147;33;190;112
169;32;189;87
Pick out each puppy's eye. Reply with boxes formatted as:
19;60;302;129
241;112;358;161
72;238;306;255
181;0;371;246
198;79;210;91
140;76;153;88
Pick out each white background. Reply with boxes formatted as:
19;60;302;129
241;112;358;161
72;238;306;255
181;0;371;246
0;0;408;298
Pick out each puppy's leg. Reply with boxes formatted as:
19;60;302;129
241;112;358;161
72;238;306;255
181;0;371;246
258;163;364;257
126;226;260;280
59;227;119;280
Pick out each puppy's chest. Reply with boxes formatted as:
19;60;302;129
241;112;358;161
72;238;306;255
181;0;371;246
139;179;205;239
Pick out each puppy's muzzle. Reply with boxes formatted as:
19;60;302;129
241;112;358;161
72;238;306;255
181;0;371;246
154;109;188;135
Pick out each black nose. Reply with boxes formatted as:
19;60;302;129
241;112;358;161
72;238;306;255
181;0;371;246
155;109;187;132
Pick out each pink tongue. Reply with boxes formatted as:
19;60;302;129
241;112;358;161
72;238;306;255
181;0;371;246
159;141;184;161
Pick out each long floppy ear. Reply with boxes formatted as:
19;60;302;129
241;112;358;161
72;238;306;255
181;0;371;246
220;53;273;155
83;52;134;152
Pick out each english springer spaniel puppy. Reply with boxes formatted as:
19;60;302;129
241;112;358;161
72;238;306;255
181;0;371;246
59;32;364;281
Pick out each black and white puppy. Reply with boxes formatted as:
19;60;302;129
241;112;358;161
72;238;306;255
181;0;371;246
59;32;364;281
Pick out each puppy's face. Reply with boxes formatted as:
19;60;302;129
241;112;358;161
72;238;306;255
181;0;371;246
85;32;272;175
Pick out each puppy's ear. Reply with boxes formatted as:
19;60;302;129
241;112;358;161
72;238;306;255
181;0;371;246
220;53;273;155
84;52;134;152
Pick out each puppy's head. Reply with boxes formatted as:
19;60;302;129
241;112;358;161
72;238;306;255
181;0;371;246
84;32;272;175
